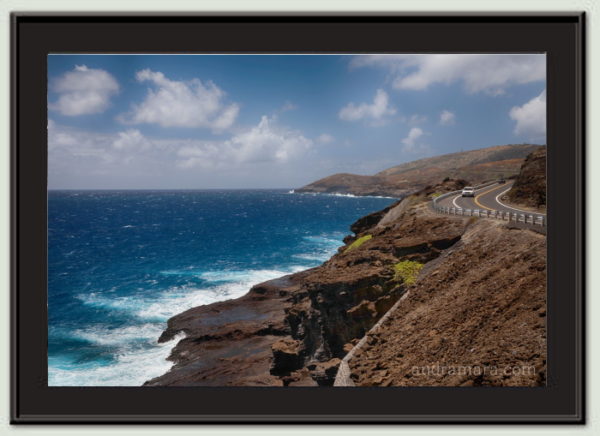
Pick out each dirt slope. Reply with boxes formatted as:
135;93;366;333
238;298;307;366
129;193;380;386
348;219;546;387
297;144;542;197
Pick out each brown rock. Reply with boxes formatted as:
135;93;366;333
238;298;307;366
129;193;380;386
146;172;545;388
309;358;342;386
271;338;304;376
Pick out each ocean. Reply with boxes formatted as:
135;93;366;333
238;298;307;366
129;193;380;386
47;190;396;386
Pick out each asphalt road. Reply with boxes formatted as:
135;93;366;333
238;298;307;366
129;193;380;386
436;181;546;223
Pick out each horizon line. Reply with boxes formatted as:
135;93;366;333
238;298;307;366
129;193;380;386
47;187;296;191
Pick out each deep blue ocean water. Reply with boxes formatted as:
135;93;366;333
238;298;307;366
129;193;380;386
48;190;396;386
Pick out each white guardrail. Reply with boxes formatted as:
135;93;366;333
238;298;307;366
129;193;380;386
431;181;546;227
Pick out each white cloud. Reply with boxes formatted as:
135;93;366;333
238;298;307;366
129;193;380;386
210;104;240;132
48;122;180;186
177;116;312;169
400;127;431;155
49;65;119;116
509;90;546;140
440;110;456;125
112;129;152;151
48;120;116;163
119;69;239;131
49;115;311;173
48;118;314;188
338;89;396;124
48;122;169;167
351;54;545;95
402;127;424;148
316;133;334;144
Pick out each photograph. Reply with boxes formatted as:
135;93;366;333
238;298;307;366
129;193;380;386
47;53;548;388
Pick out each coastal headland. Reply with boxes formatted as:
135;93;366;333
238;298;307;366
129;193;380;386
146;145;547;387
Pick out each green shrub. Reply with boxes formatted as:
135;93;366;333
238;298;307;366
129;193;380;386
393;260;424;285
344;234;372;253
431;192;442;199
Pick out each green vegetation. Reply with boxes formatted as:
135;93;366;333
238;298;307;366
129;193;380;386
431;192;442;199
393;260;424;285
344;234;372;253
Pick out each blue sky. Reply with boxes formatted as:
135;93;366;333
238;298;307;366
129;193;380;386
48;54;546;189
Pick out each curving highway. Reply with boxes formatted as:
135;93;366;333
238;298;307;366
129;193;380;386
435;181;546;224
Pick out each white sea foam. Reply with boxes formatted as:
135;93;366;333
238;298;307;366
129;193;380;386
199;268;303;284
63;235;346;385
292;253;328;261
77;266;308;322
48;332;185;386
303;234;343;245
59;266;310;385
293;252;338;262
71;323;165;346
294;235;343;263
295;191;398;200
137;267;307;320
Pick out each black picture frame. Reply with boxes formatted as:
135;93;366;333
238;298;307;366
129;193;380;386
11;12;585;424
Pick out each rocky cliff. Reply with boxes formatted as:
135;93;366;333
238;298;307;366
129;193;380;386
146;177;546;387
506;147;547;211
297;144;541;197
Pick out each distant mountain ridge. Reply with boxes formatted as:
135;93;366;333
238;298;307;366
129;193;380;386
297;144;543;197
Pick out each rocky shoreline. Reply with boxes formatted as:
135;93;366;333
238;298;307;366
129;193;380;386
146;177;546;387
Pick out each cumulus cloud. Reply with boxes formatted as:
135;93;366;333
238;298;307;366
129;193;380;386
49;114;312;176
402;127;424;148
47;122;183;186
316;133;334;144
119;69;239;131
49;65;119;116
112;129;152;151
338;89;396;124
400;127;431;155
177;116;312;169
440;110;456;125
48;120;117;163
351;54;545;95
49;122;193;172
509;90;546;140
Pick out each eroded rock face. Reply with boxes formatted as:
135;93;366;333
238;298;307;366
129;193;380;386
144;275;308;386
277;203;468;378
146;184;468;387
506;147;546;210
146;177;546;388
270;338;303;376
350;200;402;236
